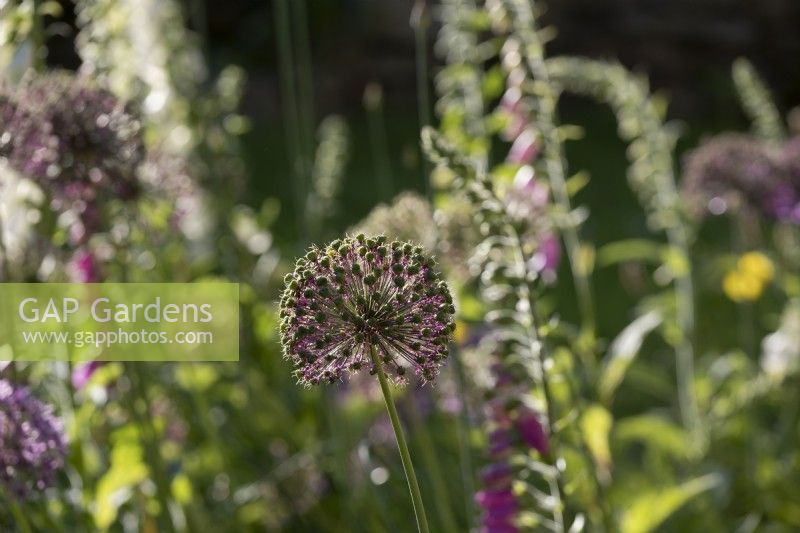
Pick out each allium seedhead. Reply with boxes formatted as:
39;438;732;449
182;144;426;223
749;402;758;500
769;136;800;224
0;72;143;239
351;192;438;252
279;235;455;386
0;380;68;498
681;134;783;216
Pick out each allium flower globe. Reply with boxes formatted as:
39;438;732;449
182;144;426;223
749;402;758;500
681;134;782;217
0;72;143;240
0;380;68;497
279;235;455;386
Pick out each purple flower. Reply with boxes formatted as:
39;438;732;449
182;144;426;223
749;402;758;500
279;235;455;385
0;72;143;241
480;462;513;489
475;488;519;533
528;233;561;275
71;361;104;390
499;88;528;142
488;428;513;457
516;408;549;456
0;380;68;498
507;128;539;164
769;136;800;224
681;134;783;217
67;249;101;283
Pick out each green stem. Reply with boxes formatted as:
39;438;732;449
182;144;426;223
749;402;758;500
364;84;394;200
668;227;701;443
273;0;308;238
411;0;432;197
369;345;430;533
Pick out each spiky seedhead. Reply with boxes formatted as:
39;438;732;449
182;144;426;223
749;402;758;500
681;134;783;217
279;235;455;386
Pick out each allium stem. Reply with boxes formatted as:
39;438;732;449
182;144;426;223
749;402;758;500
369;345;430;533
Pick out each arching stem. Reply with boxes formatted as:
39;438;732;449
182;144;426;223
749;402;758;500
369;345;430;533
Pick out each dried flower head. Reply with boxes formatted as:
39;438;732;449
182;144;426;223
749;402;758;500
770;136;800;224
0;72;143;239
350;192;438;252
0;380;68;497
279;235;455;386
681;134;783;217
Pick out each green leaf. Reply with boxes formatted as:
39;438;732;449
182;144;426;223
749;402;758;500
94;426;150;530
599;310;662;402
566;171;590;197
597;239;666;267
614;414;690;459
621;474;721;533
580;404;613;470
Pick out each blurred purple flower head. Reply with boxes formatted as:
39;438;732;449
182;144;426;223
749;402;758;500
515;408;549;456
528;233;561;276
770;136;800;224
681;134;783;217
67;249;101;283
279;235;455;386
507;128;539;164
475;488;519;533
504;167;562;278
71;361;104;390
0;72;143;240
488;428;513;457
480;462;513;489
0;380;68;498
499;88;527;142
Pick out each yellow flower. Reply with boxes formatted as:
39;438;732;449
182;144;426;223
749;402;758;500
723;270;764;302
737;252;774;283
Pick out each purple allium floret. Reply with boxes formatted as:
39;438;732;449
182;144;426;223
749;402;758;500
0;72;143;240
279;235;455;386
0;380;68;498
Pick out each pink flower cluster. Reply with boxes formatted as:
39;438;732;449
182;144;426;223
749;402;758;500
475;359;550;532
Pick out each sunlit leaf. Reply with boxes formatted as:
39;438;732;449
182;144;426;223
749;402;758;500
580;404;613;470
600;310;662;402
614;414;690;459
620;474;722;533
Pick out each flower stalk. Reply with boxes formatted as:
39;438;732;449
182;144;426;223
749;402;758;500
370;345;431;533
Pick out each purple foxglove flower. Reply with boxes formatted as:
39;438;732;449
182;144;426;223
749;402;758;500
528;233;561;275
476;488;519;532
279;235;455;385
0;380;68;498
499;88;528;142
507;128;539;164
68;249;101;283
516;409;549;456
475;488;517;509
480;462;513;489
488;428;513;457
71;361;104;390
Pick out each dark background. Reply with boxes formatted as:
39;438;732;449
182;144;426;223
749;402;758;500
45;0;800;341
